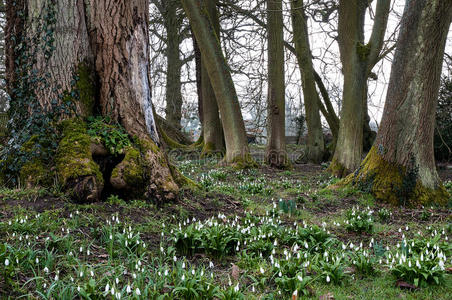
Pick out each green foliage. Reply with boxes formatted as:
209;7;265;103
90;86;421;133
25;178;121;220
389;236;448;287
278;199;296;215
345;206;374;233
377;208;392;223
87;116;131;155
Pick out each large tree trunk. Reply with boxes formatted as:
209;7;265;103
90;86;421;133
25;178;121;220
5;0;179;202
200;0;225;156
330;0;390;177
181;0;253;166
265;0;288;168
163;0;183;130
291;0;325;164
346;0;452;206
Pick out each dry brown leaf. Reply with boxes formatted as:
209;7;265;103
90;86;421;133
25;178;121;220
396;280;418;290
231;263;240;281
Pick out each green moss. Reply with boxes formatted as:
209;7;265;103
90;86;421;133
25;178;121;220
111;146;145;189
356;42;371;61
228;153;259;169
328;158;351;178
18;136;52;187
160;129;190;150
56;118;103;186
76;62;96;116
62;61;96;117
343;147;449;206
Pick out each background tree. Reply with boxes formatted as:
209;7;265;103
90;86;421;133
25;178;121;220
265;0;288;168
181;0;253;166
347;0;452;205
290;0;325;163
4;0;181;202
329;0;391;177
199;0;225;156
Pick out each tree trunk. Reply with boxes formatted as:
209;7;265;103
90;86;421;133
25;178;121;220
164;0;183;130
291;0;325;164
265;0;288;168
330;0;390;177
5;0;179;202
346;0;452;206
200;0;225;156
181;0;253;166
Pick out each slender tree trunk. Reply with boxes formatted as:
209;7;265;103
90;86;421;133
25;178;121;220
164;0;183;130
6;0;179;202
265;0;288;168
200;0;225;156
181;0;253;166
193;30;203;139
330;0;390;177
347;0;452;206
291;0;325;163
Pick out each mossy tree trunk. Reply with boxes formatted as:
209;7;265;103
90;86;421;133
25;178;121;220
265;0;288;168
6;0;179;202
290;0;325;164
181;0;253;166
199;0;225;156
347;0;452;206
330;0;390;177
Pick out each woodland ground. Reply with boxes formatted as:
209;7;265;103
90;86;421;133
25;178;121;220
0;145;451;299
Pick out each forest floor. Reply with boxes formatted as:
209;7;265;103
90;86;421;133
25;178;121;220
0;145;451;299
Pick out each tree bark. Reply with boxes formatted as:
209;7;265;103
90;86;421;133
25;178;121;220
200;0;225;156
291;0;325;164
181;0;253;166
163;0;183;130
265;0;288;168
6;0;179;202
346;0;452;206
330;0;390;177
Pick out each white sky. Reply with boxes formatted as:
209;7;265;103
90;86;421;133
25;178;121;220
149;0;452;138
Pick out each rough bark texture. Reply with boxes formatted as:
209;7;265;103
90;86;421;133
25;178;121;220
6;0;179;202
163;0;183;130
291;0;324;164
200;0;225;156
346;0;452;206
330;0;390;177
182;0;253;166
265;0;288;168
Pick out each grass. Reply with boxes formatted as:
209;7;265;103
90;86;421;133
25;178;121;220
0;150;451;299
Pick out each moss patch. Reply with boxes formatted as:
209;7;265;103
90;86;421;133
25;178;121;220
342;146;449;206
56;118;103;192
18;136;52;187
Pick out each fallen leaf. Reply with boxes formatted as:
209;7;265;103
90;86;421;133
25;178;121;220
231;264;240;281
396;280;418;290
446;267;452;274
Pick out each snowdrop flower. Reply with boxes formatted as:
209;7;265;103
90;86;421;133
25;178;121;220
44;267;49;273
234;283;239;292
5;259;9;266
135;288;141;296
191;269;195;275
105;283;110;293
260;267;264;274
77;286;80;292
182;262;185;269
326;275;330;283
54;274;59;281
79;271;84;277
126;285;131;294
297;275;303;282
35;257;39;264
181;274;185;281
173;256;177;262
